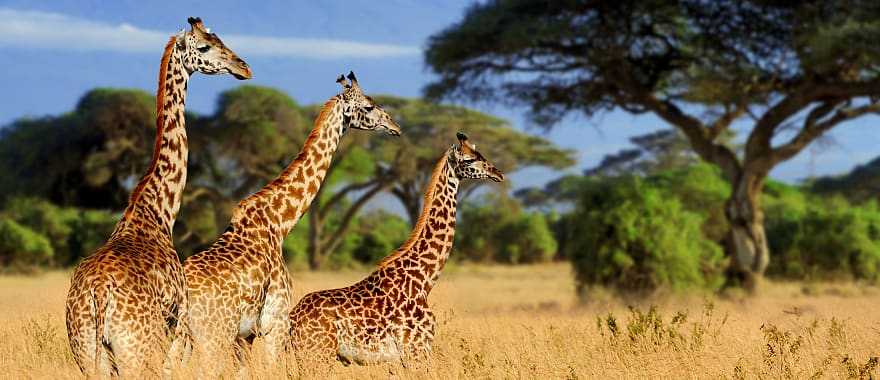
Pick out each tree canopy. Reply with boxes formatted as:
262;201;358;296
0;88;157;209
0;86;575;268
425;0;880;291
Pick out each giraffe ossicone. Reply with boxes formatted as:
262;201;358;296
289;132;504;365
64;17;250;378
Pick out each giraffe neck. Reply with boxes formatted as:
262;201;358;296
228;96;344;242
378;151;460;297
114;37;189;239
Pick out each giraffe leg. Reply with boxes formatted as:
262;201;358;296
189;314;240;377
232;334;256;378
259;290;292;359
67;284;118;377
165;320;192;376
67;297;108;376
107;306;169;378
163;291;192;376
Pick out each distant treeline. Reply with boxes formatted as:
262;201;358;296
1;87;878;295
0;87;572;272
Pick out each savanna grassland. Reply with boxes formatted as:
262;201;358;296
0;263;878;379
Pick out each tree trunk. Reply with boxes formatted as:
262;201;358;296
307;211;326;270
402;198;420;227
391;185;422;227
723;170;770;293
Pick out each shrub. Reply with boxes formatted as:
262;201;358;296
456;194;558;264
282;224;310;271
566;176;725;295
765;195;880;282
650;163;730;242
0;218;53;270
2;197;116;266
350;210;409;265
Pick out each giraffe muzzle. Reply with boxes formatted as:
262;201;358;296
383;119;402;136
489;167;505;182
230;60;252;80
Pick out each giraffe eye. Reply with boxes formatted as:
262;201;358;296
197;45;211;53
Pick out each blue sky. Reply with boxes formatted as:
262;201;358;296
2;0;879;192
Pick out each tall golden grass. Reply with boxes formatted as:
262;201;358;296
0;263;877;379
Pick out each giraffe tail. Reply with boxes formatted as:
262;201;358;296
91;280;113;372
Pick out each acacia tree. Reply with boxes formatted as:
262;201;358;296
374;96;575;225
0;88;157;209
425;0;880;291
178;86;310;252
304;95;575;269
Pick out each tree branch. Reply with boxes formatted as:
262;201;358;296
322;179;381;210
708;103;747;140
639;94;742;181
321;182;388;254
748;79;880;161
771;101;880;164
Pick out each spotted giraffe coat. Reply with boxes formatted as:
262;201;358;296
289;139;504;365
182;74;400;368
65;18;250;377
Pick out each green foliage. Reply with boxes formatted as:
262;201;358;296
764;194;880;282
350;210;410;265
425;1;880;124
566;176;725;294
0;218;53;271
650;163;730;242
2;197;116;266
281;224;310;271
426;1;880;286
208;85;307;185
456;194;557;264
0;89;156;209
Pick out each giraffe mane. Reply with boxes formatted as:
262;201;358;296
231;96;340;223
123;36;178;217
377;149;451;268
301;97;340;161
256;96;339;193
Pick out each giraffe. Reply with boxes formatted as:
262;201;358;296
65;17;251;377
288;132;504;365
181;72;401;368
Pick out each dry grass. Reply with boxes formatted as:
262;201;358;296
0;263;878;379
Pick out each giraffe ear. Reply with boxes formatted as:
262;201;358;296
187;17;204;31
347;71;359;87
336;74;350;90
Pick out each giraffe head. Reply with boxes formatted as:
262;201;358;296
336;72;401;136
179;17;252;80
450;132;504;182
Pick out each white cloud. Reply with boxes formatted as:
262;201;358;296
0;8;420;59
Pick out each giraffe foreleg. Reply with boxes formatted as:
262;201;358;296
258;289;292;359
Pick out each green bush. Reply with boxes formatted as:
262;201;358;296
650;163;730;242
765;194;880;282
66;209;117;265
282;223;310;271
456;194;558;264
0;218;54;270
3;197;116;266
350;210;410;265
566;176;725;295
